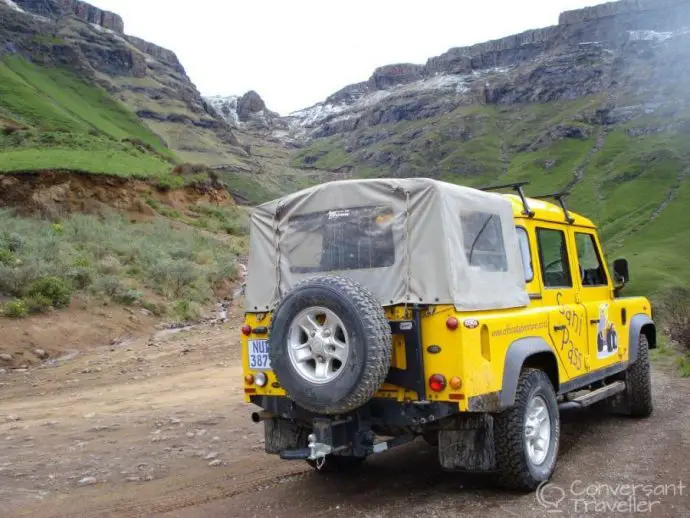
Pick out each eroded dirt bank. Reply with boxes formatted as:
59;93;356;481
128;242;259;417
0;170;231;218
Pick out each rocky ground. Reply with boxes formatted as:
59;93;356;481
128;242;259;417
1;299;688;517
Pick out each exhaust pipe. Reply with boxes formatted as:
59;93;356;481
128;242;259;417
251;410;274;423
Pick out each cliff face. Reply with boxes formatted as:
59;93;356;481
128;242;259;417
558;0;688;24
282;0;690;142
12;0;124;32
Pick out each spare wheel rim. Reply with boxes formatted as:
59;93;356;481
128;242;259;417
287;306;350;385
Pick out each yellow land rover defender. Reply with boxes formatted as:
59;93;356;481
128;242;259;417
241;178;655;491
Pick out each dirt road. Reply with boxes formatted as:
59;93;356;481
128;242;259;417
1;307;688;518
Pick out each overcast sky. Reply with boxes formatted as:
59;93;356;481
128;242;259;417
90;0;604;115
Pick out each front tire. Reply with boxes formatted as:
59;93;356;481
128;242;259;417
493;369;560;491
625;334;653;417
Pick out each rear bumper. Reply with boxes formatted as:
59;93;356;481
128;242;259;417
250;395;459;428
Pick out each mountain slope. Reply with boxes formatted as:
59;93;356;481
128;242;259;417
283;0;690;296
0;0;251;173
0;53;176;176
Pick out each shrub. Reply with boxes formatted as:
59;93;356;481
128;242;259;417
3;232;24;252
4;299;28;318
28;277;73;308
67;267;94;290
676;357;690;378
0;249;14;266
24;294;52;314
92;275;123;298
98;255;122;275
113;287;143;305
141;299;167;316
2;124;22;136
655;287;690;350
171;299;203;323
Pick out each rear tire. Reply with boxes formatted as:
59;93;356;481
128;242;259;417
493;369;560;491
625;334;653;418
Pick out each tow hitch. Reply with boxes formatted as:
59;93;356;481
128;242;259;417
277;416;415;464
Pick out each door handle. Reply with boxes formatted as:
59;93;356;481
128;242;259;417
553;325;566;332
590;319;600;325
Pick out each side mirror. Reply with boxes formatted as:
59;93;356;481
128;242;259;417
613;258;630;285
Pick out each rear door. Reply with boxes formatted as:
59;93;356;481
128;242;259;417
572;230;627;371
534;225;588;380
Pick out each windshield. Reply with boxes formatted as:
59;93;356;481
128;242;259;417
284;205;396;274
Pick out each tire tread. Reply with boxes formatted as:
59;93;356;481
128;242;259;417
493;368;560;491
626;334;653;417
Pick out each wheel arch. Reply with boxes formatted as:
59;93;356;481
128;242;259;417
498;337;559;410
628;314;656;362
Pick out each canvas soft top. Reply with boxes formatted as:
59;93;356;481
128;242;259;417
244;178;530;312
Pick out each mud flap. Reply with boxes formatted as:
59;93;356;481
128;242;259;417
438;414;496;472
264;418;308;454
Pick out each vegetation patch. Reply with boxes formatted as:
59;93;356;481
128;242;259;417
0;55;177;177
0;209;243;322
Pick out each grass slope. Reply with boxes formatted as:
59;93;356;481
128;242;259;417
292;96;690;297
0;55;176;176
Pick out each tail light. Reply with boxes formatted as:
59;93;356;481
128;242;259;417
241;324;252;336
429;374;446;392
446;317;459;330
449;376;463;390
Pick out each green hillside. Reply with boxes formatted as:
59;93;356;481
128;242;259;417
292;96;690;297
0;55;176;177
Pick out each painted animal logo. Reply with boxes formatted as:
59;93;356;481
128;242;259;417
596;303;618;359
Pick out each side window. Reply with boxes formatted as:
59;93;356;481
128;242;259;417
460;211;508;272
575;233;608;286
516;227;534;282
536;228;573;288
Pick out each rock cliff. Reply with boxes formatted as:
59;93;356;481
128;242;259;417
282;0;690;142
12;0;124;33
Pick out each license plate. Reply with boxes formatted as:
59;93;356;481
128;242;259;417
248;339;271;370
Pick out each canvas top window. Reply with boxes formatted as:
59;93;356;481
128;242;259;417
284;205;396;274
460;211;508;272
516;227;534;282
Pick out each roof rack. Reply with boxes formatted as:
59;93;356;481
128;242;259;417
533;191;575;224
479;181;535;217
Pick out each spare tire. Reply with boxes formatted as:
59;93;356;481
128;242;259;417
268;275;392;415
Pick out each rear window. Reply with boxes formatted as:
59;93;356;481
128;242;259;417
284;205;396;273
460;211;508;272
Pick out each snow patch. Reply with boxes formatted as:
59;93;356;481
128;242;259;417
206;95;240;126
90;23;117;36
288;101;349;127
2;0;26;13
628;30;674;42
1;0;49;21
287;72;474;129
89;22;127;44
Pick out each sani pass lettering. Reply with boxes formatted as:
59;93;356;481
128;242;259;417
248;339;271;370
